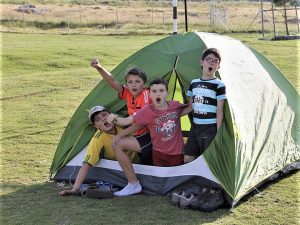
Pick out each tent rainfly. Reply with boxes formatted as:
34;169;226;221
50;32;300;207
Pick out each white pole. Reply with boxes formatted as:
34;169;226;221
173;0;177;34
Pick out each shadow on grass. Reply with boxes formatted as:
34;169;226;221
1;181;229;225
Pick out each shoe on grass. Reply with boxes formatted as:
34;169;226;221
171;190;185;206
179;193;197;209
190;187;209;210
200;189;224;212
113;181;142;197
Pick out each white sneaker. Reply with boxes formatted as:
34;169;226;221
113;181;142;196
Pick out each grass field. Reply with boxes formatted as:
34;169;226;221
1;32;299;225
1;0;300;36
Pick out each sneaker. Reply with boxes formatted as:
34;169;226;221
190;188;209;210
179;193;197;209
200;189;224;212
171;191;185;206
113;181;142;197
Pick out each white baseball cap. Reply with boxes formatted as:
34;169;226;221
88;105;107;122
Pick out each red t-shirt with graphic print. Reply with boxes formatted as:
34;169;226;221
133;101;186;156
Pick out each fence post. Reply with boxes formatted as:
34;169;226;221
22;10;25;32
260;0;265;39
184;0;188;32
10;2;13;20
67;10;70;34
80;4;82;26
271;0;276;38
151;0;154;25
115;4;119;30
163;10;165;34
44;3;47;23
210;0;216;31
295;4;300;33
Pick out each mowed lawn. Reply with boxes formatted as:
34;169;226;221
1;32;299;225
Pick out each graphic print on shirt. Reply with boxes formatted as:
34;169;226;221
187;78;226;125
155;112;178;141
193;85;210;115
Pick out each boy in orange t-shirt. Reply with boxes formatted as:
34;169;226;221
91;59;152;165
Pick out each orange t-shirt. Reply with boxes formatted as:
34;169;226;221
119;86;150;136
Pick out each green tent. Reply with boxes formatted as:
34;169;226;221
50;32;300;206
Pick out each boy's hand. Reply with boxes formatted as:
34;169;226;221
59;188;78;196
112;134;122;149
107;114;118;124
90;58;100;69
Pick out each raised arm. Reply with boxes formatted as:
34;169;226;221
216;99;225;129
90;59;123;94
180;98;193;116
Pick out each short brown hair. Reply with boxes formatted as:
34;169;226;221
202;48;221;62
149;78;168;91
125;67;147;83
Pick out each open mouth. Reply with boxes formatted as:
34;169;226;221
156;97;161;104
208;67;213;71
104;121;110;127
131;88;137;92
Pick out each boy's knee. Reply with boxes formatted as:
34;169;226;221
114;141;126;153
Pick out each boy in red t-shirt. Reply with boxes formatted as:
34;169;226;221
91;59;152;165
108;78;192;196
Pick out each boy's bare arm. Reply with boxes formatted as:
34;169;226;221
216;99;225;129
180;98;193;116
59;163;90;196
91;59;123;94
107;114;134;126
111;124;141;148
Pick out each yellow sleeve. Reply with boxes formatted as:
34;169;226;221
83;131;104;166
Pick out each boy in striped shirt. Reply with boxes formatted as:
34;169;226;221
184;48;226;163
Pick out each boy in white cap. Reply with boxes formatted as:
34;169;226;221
59;105;136;196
